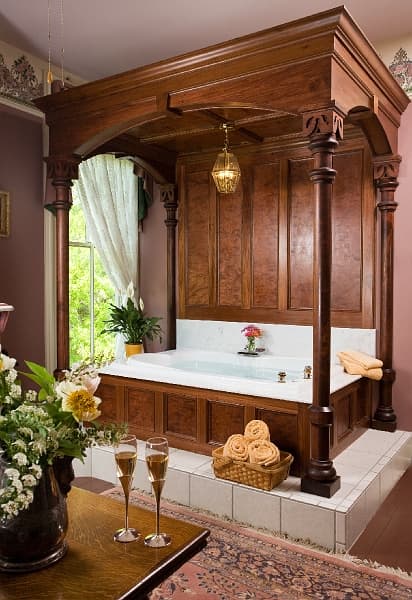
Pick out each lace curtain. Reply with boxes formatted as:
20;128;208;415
73;154;140;299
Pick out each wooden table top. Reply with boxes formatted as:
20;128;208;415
0;487;209;600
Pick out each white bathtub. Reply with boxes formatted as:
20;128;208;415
100;349;360;403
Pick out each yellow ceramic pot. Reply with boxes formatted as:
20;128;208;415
124;343;144;357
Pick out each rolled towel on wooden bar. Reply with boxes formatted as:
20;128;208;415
337;350;383;370
337;351;383;381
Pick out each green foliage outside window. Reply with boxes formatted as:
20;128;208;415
69;201;115;365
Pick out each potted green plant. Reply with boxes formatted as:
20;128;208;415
102;297;162;356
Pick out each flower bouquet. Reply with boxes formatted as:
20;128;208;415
241;324;264;354
0;351;125;522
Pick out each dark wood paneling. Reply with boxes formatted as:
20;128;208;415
207;400;245;445
251;162;280;308
331;151;363;311
185;170;211;306
98;374;372;478
288;157;314;309
164;393;197;440
178;138;374;328
217;189;243;306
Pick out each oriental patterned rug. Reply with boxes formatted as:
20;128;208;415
103;487;412;600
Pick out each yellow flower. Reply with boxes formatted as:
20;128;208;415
56;380;101;422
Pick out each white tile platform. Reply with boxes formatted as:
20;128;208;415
74;429;412;552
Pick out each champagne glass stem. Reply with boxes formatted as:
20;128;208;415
124;492;129;532
155;496;160;536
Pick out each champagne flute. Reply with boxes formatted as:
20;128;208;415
144;437;171;547
113;434;140;543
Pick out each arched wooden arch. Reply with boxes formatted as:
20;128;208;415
34;6;409;497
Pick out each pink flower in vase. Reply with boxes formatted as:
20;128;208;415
241;324;263;353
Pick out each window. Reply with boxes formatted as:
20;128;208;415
69;192;115;365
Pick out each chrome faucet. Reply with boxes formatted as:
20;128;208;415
303;365;312;380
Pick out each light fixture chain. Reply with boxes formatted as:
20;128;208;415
47;0;53;85
60;0;65;86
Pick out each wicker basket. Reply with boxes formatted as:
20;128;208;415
212;446;294;491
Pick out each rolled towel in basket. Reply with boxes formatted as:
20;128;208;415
244;419;270;442
223;434;249;462
248;439;280;467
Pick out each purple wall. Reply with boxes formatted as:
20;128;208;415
139;185;168;353
393;102;412;430
0;107;45;366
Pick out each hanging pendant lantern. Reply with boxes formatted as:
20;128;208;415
212;124;241;194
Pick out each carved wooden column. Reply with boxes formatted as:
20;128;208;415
372;156;401;432
160;184;178;349
46;155;80;377
300;109;344;497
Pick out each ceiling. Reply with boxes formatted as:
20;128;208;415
0;0;411;82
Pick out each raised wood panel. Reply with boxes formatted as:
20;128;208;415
333;393;351;441
207;400;245;445
164;393;197;440
288;157;314;310
251;162;280;308
185;170;211;306
126;387;156;431
217;188;243;306
256;408;301;474
331;151;363;311
98;383;122;423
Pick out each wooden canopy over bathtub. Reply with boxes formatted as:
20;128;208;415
34;6;409;496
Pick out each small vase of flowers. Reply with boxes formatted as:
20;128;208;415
0;351;125;572
241;324;264;354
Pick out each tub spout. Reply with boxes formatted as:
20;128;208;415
277;371;287;383
303;365;312;380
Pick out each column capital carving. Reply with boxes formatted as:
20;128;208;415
303;108;344;140
373;155;401;184
160;183;178;229
45;155;81;183
160;183;176;204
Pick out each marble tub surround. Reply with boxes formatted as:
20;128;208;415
176;320;377;364
100;349;361;402
74;429;412;552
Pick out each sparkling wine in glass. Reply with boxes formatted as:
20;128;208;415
144;437;171;547
113;434;140;543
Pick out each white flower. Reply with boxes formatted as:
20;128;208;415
12;439;26;451
25;389;37;402
4;467;20;480
12;453;28;466
57;380;101;422
5;369;17;384
17;427;34;439
22;474;37;487
11;478;23;492
126;281;135;300
30;464;42;479
9;384;22;398
0;353;16;372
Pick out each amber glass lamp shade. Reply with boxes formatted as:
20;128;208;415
212;147;241;194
